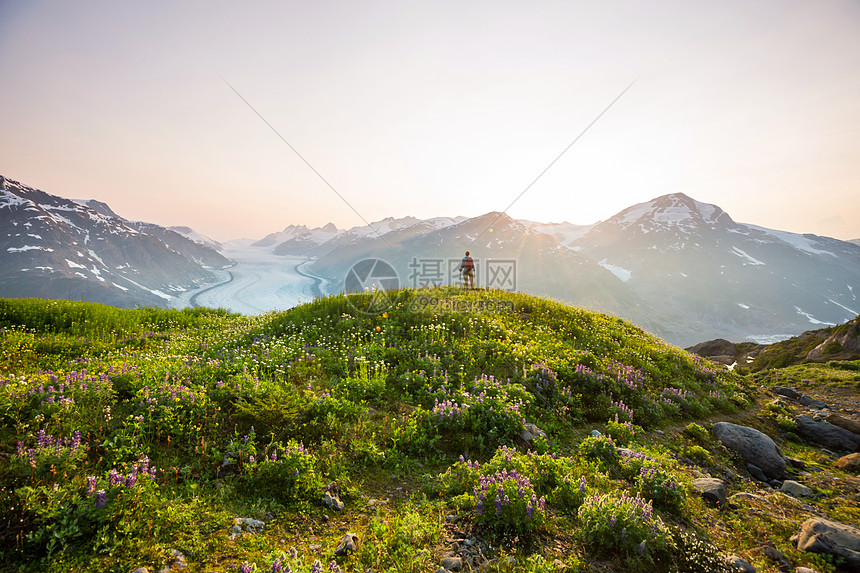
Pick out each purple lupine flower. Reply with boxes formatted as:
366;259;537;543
86;476;97;495
328;561;341;573
526;501;533;518
249;455;256;464
311;561;322;573
125;474;137;487
495;495;502;514
96;489;107;507
609;516;616;527
271;557;282;572
538;496;545;512
579;476;586;493
637;541;646;555
620;528;627;541
476;499;483;513
289;547;297;559
240;562;253;573
149;466;157;480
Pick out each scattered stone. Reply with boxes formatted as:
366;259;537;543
445;515;459;523
334;532;359;556
770;479;784;489
367;498;388;506
794;568;819;573
781;480;814;498
713;422;786;479
691;477;727;507
158;549;187;573
761;544;792;573
794;415;860;452
772;386;801;400
440;555;462;571
747;463;768;483
308;544;322;551
785;457;807;469
435;568;450;573
131;568;150;573
726;554;756;572
590;429;601;438
791;518;860;569
229;517;265;540
835;452;860;473
730;492;771;504
826;414;860;435
799;395;827;409
323;482;345;511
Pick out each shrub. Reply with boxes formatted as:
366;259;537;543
240;441;324;506
683;423;710;445
684;445;711;465
578;435;618;469
606;418;642;447
577;492;669;558
472;468;547;540
635;465;686;513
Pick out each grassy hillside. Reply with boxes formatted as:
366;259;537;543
0;289;855;572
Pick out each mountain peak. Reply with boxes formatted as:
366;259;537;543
605;193;734;233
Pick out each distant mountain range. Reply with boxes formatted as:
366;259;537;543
2;173;858;347
251;193;859;346
0;175;229;308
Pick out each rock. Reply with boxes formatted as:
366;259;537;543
435;569;450;573
730;492;771;504
794;415;860;452
791;518;860;569
229;517;265;540
781;480;814;498
323;490;345;511
747;463;769;483
770;479;784;489
713;422;786;479
795;568;819;573
131;568;150;573
334;532;359;556
772;386;802;400
691;478;727;507
835;452;860;473
440;555;462;571
726;555;756;572
520;423;545;442
785;457;807;469
761;544;793;573
158;549;187;572
826;414;860;436
590;429;601;438
445;515;459;523
799;395;827;409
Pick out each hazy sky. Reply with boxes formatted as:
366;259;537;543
2;0;859;242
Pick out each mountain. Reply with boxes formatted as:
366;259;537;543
0;175;231;307
168;226;223;251
256;193;858;346
570;193;860;345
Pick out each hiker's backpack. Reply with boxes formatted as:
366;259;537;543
463;257;474;271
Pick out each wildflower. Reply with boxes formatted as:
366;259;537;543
526;501;533;518
495;495;502;514
311;561;322;573
271;557;282;572
240;562;254;573
96;489;107;507
249;455;256;464
538;496;545;512
86;476;97;495
579;476;586;494
637;541;646;555
328;561;341;573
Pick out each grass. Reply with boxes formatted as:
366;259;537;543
0;289;856;572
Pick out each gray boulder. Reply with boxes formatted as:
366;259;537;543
794;415;860;452
713;422;786;478
772;386;801;400
691;478;727;507
747;463;768;483
799;395;827;409
726;555;756;572
519;423;547;443
440;555;463;571
791;518;860;569
781;480;814;498
323;482;345;511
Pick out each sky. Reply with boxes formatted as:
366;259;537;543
1;0;859;242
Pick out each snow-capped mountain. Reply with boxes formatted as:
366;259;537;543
0;175;230;308
571;193;860;343
169;226;223;251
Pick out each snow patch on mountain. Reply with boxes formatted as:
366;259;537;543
598;260;632;282
745;225;838;257
794;306;835;326
731;246;765;265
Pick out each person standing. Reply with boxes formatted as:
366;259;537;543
458;251;475;289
